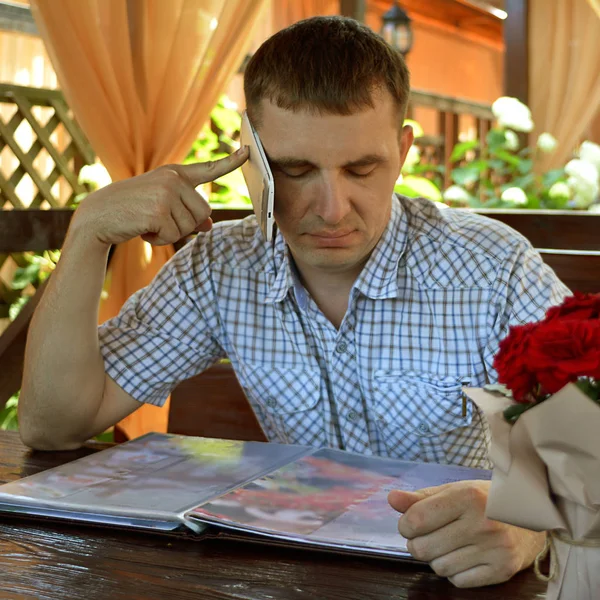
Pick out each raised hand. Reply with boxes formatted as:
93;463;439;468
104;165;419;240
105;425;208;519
74;147;249;248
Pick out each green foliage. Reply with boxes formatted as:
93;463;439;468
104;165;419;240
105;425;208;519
399;121;572;210
0;393;18;431
395;176;442;202
5;250;60;323
450;140;479;162
184;96;251;208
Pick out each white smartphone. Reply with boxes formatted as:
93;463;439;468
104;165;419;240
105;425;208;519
240;111;275;242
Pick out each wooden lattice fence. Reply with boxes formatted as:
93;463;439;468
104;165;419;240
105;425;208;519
0;83;95;324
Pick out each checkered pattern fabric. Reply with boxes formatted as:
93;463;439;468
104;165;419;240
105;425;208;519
99;195;569;468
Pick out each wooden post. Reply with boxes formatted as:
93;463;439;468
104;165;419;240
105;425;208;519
503;0;529;104
339;0;366;22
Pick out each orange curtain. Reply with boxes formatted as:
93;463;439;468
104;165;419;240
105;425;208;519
271;0;338;32
30;0;267;438
529;0;600;170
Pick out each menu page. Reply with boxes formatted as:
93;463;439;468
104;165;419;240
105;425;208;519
189;448;491;554
0;433;309;519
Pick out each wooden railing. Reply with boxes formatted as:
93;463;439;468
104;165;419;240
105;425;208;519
408;90;494;188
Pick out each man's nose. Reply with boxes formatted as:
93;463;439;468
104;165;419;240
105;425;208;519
314;173;351;225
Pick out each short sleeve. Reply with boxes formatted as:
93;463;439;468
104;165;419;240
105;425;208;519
98;239;225;406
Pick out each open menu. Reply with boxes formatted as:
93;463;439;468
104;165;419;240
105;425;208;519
0;433;491;559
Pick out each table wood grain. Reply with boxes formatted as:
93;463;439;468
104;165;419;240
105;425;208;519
0;431;547;599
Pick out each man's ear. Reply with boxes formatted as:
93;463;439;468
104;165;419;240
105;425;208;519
398;124;415;168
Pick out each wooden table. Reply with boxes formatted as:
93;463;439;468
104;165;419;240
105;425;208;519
0;431;546;600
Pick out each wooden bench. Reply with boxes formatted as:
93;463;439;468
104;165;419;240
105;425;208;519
1;208;599;442
473;209;600;294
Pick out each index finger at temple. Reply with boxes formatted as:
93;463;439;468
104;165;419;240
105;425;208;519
177;146;249;187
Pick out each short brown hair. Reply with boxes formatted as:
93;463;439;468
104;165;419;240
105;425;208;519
244;16;410;128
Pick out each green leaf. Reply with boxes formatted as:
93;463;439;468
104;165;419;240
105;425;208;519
9;296;29;321
11;264;40;290
488;159;505;171
511;173;536;190
575;378;600;402
503;402;533;424
542;193;569;210
466;195;484;208
210;98;242;133
517;158;533;174
0;394;18;431
486;129;506;149
450;140;480;162
491;149;521;168
542;168;566;188
94;430;115;443
212;168;250;203
395;176;442;201
451;166;481;186
411;163;445;175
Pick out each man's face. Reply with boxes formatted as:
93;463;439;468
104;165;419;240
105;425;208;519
255;91;414;279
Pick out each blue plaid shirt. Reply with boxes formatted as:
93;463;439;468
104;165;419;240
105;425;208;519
99;195;568;468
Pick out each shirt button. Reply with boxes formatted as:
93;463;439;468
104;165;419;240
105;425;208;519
418;422;430;434
265;398;277;408
348;410;359;422
336;342;348;354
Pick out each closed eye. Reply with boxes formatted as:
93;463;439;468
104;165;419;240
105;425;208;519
347;166;376;178
280;167;313;178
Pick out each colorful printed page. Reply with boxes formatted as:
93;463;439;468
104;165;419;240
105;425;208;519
0;433;309;524
188;448;491;556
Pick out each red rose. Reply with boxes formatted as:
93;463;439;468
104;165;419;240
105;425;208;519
493;323;539;402
525;319;600;394
543;292;600;323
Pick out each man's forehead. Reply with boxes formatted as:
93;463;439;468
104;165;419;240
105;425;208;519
257;101;398;161
267;153;389;169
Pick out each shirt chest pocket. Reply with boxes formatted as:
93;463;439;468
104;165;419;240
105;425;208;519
370;370;472;462
240;365;326;447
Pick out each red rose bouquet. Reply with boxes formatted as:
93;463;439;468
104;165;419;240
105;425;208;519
494;291;600;424
465;292;600;600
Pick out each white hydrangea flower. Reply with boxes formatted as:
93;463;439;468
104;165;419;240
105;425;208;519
501;186;528;205
536;132;558;153
548;181;571;201
504;130;519;151
567;176;599;208
491;97;534;133
443;185;471;203
578;141;600;173
565;159;599;186
78;163;112;190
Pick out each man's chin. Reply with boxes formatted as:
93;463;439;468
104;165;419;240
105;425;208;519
300;247;368;273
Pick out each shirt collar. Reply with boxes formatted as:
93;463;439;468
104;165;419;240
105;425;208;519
264;228;295;304
264;194;408;304
353;195;409;300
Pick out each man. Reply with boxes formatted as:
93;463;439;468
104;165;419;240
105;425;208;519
19;17;567;587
